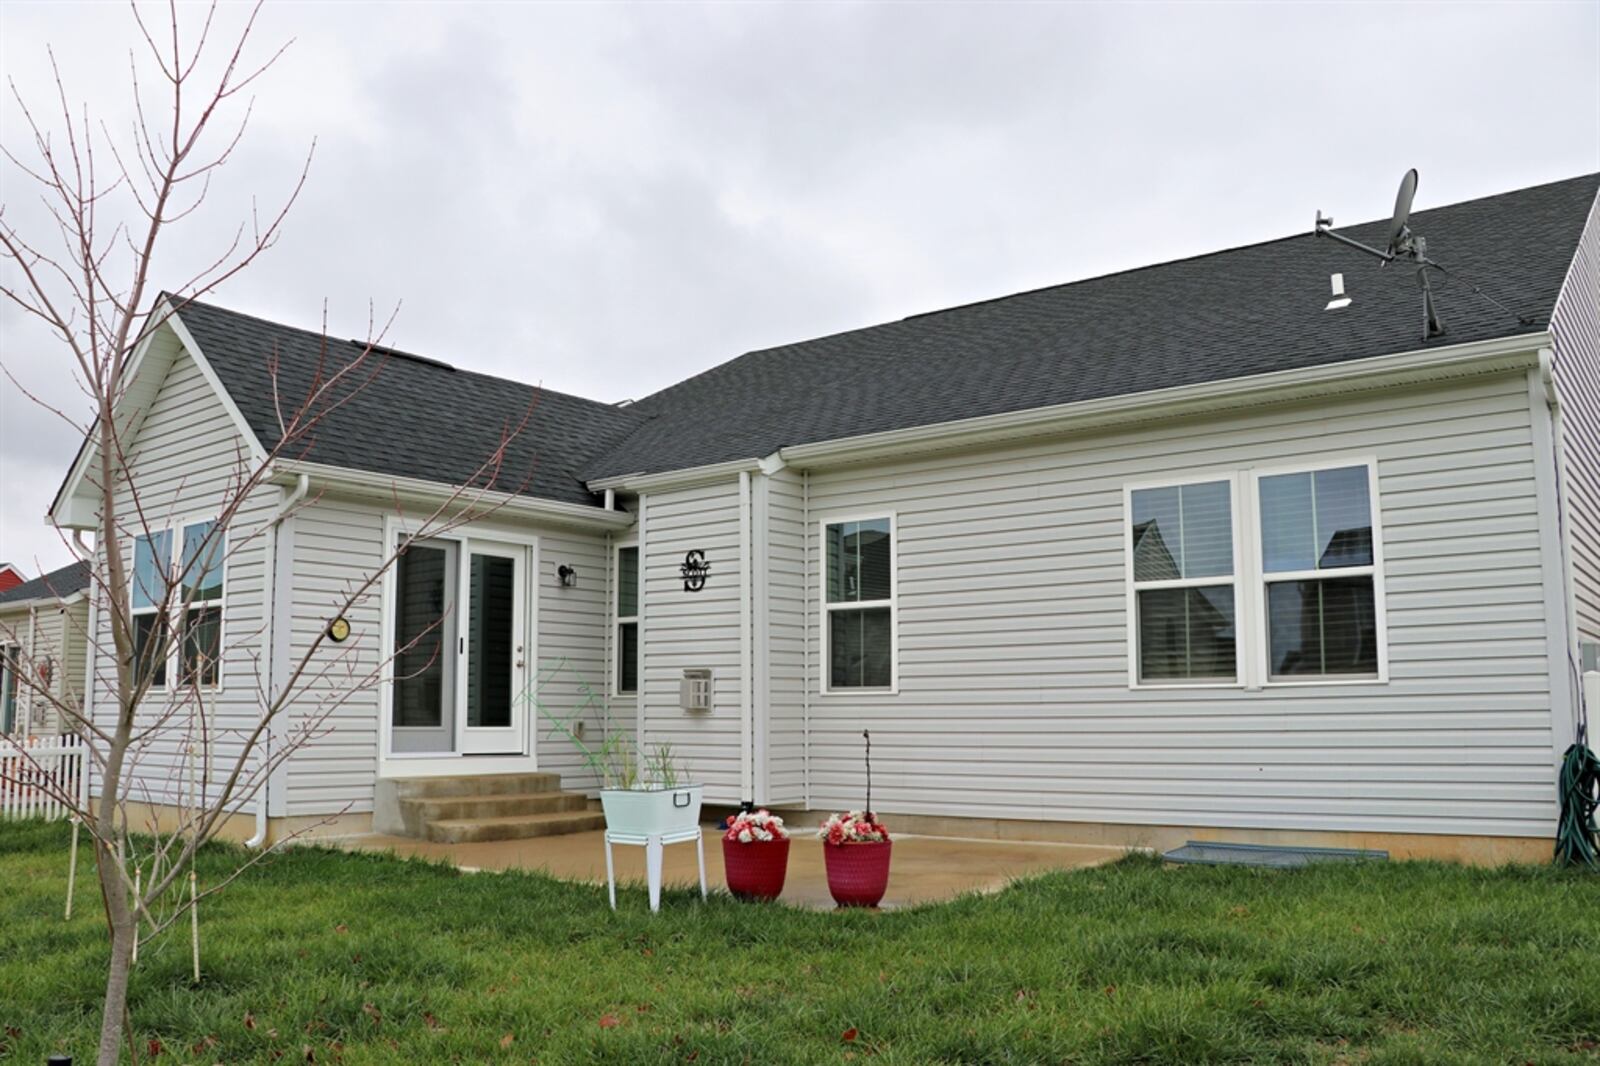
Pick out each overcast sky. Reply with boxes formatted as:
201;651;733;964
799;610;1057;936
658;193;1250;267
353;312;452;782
2;0;1596;577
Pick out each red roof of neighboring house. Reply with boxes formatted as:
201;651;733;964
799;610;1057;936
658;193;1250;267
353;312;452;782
0;564;25;594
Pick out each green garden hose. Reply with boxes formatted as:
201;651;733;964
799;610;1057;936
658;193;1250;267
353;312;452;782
1554;740;1600;869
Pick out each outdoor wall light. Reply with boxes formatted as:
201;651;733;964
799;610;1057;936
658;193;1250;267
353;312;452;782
557;564;578;588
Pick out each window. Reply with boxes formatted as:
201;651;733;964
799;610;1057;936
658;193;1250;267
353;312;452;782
131;529;172;689
1258;465;1379;679
178;520;225;687
128;519;226;690
0;644;19;734
1128;480;1237;683
824;516;895;690
615;545;638;695
1124;460;1384;688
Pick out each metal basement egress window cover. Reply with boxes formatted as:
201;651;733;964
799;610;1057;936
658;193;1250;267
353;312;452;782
1162;841;1388;867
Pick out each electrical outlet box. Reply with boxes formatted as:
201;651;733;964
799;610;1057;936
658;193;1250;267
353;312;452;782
680;669;712;712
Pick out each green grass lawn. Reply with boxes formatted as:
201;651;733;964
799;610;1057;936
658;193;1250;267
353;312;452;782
2;820;1597;1064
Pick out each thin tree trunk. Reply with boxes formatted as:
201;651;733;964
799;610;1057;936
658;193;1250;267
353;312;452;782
95;844;136;1065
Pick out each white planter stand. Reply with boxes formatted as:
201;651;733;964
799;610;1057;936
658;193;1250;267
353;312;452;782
604;826;707;912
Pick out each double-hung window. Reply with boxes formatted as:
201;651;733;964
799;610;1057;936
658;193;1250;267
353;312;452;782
0;643;20;734
131;529;173;689
1256;465;1380;680
1126;460;1384;686
823;516;895;690
1128;480;1238;683
129;519;226;690
615;545;639;695
178;520;225;687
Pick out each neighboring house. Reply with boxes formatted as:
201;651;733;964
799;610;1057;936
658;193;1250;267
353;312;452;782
0;561;91;737
0;563;25;594
46;172;1600;861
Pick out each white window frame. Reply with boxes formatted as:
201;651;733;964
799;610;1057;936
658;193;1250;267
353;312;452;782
1249;456;1388;687
818;511;898;695
612;540;640;697
128;514;228;693
1123;457;1387;690
1123;469;1247;690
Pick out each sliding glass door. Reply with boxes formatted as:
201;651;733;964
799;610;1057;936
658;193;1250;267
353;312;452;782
389;535;527;757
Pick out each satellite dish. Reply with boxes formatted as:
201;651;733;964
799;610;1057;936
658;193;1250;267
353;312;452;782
1385;168;1418;257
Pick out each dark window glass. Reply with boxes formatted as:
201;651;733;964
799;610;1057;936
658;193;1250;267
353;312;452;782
1;646;19;733
1267;576;1378;677
180;521;225;602
393;545;449;728
1137;586;1237;681
133;530;172;610
133;612;169;689
617;621;639;694
1130;481;1232;582
467;554;516;728
180;606;221;687
617;547;639;618
829;606;892;689
1260;466;1373;574
827;519;892;603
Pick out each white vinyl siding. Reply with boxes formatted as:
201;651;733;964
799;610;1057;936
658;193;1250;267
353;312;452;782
639;481;744;803
86;345;277;811
760;469;808;805
802;370;1556;838
1550;190;1600;646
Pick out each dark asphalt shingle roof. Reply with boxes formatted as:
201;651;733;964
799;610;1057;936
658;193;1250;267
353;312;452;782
173;300;649;507
582;172;1599;480
0;560;91;605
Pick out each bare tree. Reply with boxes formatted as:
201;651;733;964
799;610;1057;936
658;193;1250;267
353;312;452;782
0;4;534;1062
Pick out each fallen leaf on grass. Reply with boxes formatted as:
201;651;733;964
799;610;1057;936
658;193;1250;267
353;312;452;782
147;1037;164;1057
500;1033;515;1049
334;923;348;935
598;1014;621;1029
243;1012;257;1031
841;1027;858;1043
423;1013;444;1032
361;1003;381;1026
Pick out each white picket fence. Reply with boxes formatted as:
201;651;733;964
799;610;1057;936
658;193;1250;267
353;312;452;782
1;733;86;821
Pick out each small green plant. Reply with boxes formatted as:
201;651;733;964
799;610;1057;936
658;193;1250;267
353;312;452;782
529;660;690;789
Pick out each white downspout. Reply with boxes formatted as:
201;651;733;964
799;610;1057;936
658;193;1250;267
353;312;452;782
246;473;309;849
738;470;754;806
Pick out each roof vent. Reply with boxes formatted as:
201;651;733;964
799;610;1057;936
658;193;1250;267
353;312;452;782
348;338;454;371
1325;273;1352;311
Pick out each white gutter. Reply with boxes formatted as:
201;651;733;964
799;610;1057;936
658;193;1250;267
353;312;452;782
246;474;309;850
587;457;762;495
277;462;635;531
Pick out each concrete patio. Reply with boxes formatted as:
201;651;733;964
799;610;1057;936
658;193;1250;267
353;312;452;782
333;827;1130;909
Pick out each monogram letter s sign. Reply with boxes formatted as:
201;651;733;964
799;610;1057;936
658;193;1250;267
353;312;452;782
681;549;710;592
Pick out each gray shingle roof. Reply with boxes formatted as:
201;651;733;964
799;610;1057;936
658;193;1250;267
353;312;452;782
174;300;650;507
0;560;91;605
582;172;1599;480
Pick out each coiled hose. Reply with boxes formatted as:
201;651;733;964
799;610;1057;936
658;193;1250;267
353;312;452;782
1554;741;1600;869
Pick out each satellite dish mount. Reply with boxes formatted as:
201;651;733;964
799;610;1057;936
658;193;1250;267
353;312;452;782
1314;168;1535;343
1314;169;1443;340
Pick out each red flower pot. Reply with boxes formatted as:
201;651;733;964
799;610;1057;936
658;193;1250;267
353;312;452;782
822;840;892;908
722;837;790;901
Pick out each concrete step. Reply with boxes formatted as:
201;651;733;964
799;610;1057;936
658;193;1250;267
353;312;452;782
402;790;591;823
386;772;563;800
424;809;607;844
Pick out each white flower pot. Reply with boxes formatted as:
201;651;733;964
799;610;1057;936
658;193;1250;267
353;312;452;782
599;784;703;836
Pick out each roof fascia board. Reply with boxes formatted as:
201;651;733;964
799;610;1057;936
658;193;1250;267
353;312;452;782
49;298;270;529
277;461;636;532
161;299;270;463
47;317;169;528
587;457;762;494
778;332;1549;468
